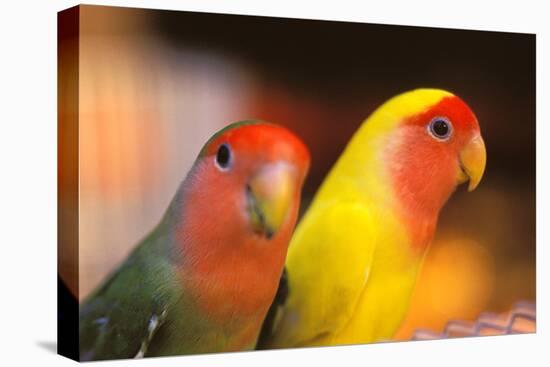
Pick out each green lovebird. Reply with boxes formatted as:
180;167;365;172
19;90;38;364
79;121;310;361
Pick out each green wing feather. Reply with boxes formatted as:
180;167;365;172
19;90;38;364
79;219;181;361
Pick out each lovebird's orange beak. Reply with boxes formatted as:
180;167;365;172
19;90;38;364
458;135;487;191
247;162;296;239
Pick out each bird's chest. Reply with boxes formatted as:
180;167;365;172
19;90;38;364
346;261;420;342
334;223;426;344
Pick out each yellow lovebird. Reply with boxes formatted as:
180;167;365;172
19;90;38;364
257;89;487;348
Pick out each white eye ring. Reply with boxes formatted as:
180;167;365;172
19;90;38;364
214;143;232;171
428;117;453;141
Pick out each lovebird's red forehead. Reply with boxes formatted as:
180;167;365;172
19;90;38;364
407;95;480;135
204;122;310;169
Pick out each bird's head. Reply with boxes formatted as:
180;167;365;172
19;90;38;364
364;89;486;219
194;120;310;242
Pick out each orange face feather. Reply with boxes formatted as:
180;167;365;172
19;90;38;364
175;122;310;325
384;95;483;250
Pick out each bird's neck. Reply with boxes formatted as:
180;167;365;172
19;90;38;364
165;164;289;327
319;133;447;254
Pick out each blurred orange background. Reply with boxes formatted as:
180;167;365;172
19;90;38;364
59;5;535;339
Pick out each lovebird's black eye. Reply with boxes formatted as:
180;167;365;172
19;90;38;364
428;117;452;140
215;143;231;170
